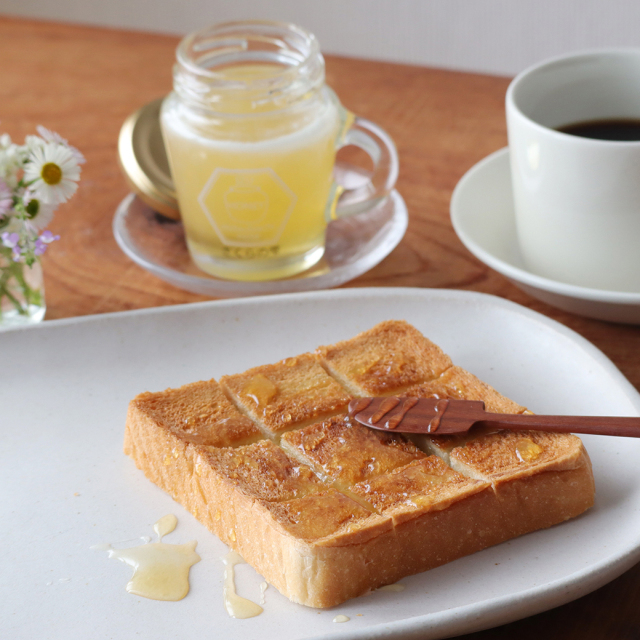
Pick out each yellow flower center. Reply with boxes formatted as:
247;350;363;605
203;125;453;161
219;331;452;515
41;162;62;185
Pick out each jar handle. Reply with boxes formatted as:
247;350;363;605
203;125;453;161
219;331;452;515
329;117;399;220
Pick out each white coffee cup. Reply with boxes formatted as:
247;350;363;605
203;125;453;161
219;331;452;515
506;50;640;293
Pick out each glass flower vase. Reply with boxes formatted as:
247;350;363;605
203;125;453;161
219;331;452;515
0;246;46;328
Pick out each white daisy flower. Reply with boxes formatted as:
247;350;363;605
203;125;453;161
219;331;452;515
36;125;86;165
0;178;12;216
0;139;24;189
36;126;66;144
25;135;44;151
23;189;58;230
23;143;81;205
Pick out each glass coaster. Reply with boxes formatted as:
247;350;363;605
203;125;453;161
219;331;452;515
113;190;407;298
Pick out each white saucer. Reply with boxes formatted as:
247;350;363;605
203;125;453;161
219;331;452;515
450;147;640;324
113;191;407;298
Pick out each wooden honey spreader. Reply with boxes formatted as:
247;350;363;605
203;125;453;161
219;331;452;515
348;397;640;438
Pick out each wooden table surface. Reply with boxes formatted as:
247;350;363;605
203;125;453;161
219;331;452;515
3;15;639;639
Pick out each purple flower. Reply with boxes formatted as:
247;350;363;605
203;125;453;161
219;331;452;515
39;230;60;244
34;239;47;255
12;245;22;260
32;229;60;256
1;231;19;248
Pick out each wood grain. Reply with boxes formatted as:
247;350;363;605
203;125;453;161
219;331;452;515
2;15;640;638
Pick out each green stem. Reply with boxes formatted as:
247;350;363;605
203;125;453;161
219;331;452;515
0;283;27;315
1;250;41;317
9;259;37;305
0;262;28;315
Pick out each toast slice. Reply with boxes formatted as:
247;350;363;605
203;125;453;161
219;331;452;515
124;320;595;608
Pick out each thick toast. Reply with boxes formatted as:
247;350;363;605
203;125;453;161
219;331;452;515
124;321;595;608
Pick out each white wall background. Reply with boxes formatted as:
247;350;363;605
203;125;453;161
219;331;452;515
4;0;640;76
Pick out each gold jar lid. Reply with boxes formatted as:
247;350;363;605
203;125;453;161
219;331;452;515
118;97;180;220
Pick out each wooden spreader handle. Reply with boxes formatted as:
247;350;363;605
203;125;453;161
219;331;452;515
347;397;640;438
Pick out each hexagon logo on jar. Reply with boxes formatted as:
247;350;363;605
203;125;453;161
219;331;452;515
198;168;297;247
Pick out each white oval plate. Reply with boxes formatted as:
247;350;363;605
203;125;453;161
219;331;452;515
3;288;640;639
451;147;640;324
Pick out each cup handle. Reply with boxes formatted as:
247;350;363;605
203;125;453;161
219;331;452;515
329;116;399;220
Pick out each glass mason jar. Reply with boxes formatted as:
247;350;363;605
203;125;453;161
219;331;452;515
161;20;398;281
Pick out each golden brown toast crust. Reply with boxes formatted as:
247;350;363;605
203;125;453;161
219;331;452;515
263;489;379;542
450;430;586;482
403;366;527;414
350;456;492;525
280;416;425;487
317;320;453;396
200;440;326;502
124;320;595;608
221;353;352;435
129;379;261;448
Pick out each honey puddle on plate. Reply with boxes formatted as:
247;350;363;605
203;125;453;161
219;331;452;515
260;581;269;605
94;515;403;615
221;550;264;619
93;514;200;601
